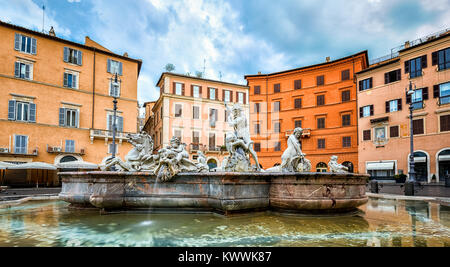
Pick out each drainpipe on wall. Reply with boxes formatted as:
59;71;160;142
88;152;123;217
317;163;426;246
91;48;96;129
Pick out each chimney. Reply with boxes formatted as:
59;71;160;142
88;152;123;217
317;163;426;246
257;71;262;75
123;52;129;57
49;26;56;37
326;57;331;63
404;41;410;48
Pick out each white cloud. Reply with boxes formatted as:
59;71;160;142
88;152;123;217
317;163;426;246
0;0;71;37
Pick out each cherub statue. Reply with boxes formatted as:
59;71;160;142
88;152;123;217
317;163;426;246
328;155;349;173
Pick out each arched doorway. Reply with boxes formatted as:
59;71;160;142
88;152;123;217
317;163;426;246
60;155;78;163
316;162;327;172
438;149;450;182
411;151;428;182
207;159;218;170
342;161;354;173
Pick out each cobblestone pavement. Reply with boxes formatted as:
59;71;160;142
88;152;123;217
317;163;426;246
0;187;61;201
366;183;450;198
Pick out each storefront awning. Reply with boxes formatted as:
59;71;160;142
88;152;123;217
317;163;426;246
366;162;394;170
414;157;427;163
439;155;450;161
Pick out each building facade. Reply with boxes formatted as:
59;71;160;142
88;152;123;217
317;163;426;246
356;31;450;183
0;21;142;171
245;51;369;171
145;72;249;169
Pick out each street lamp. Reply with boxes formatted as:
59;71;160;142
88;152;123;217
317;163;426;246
405;81;417;196
110;73;121;171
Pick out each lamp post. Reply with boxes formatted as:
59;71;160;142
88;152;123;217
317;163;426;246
110;73;120;171
405;81;416;196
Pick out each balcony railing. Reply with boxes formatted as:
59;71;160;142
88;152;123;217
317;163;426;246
90;129;132;142
0;147;38;157
46;145;85;155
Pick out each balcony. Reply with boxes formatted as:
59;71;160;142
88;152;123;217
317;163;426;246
89;129;131;144
285;128;311;138
0;147;38;157
46;145;85;155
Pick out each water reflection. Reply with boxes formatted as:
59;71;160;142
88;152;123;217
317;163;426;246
0;198;449;247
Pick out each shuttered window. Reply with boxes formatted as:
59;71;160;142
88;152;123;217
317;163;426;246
341;90;350;102
224;90;231;102
193;106;200;119
63;47;83;65
59;108;79;128
8;100;36;123
107;59;123;75
64;72;79;89
192;85;200;98
109;80;120;97
440;115;450;132
175;83;183;96
65;140;75;153
317;95;325;106
359;78;373;91
273;101;280;112
317;75;324;86
341;69;350;81
294;80;302;90
413;119;424;135
295;120;302;129
432;47;450;71
317;118;325;129
405;55;426;78
294;98;302;109
106;114;123;132
342;136;351;148
14;61;33;80
254;86;261;95
342;114;351;127
318;139;325;149
384;69;401;84
14;33;36;55
14;135;28;154
274;83;280;93
360;105;374;118
390;126;399;138
363;130;371;141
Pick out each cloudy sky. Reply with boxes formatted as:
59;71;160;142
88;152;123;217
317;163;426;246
0;0;448;105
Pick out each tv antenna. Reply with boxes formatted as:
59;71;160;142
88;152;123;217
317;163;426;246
42;5;45;33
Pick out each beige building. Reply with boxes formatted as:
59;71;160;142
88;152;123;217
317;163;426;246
356;30;450;183
144;72;249;169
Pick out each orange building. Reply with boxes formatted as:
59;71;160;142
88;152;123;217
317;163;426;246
145;72;249;169
357;30;450;183
245;51;369;172
0;21;142;185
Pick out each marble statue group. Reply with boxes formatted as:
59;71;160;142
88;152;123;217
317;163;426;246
101;103;349;181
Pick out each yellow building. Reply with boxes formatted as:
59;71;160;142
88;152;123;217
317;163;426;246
0;21;142;185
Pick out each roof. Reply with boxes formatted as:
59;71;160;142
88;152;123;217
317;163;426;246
398;29;450;54
156;72;249;89
356;58;400;75
245;50;369;78
0;20;143;75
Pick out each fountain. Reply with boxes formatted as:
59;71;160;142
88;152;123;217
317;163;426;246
59;104;368;214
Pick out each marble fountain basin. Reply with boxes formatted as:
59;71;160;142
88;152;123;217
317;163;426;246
59;172;369;214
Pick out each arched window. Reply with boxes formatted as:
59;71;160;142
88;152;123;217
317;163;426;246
60;155;78;163
342;161;354;173
316;162;327;173
207;159;217;170
438;149;450;182
411;151;428;182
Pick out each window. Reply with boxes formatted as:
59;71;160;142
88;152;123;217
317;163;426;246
63;47;82;65
432;47;450;71
390;126;399;138
109;79;120;97
274;83;280;93
209;88;216;100
363;130;371;141
384;69;401;84
65;140;75;153
254;86;261;95
209;133;216;150
440;115;450;132
359;78;373;91
254;124;261;135
14;34;36;55
175;104;182;117
386;99;402;113
342;136;351;148
341;90;350;102
435;82;450;105
294;80;302;90
107;114;123;132
64;72;79;89
193;85;200;98
294;98;302;109
175;83;183;96
8;100;36;123
360;105;374;118
405;56;425;78
413;119;424;135
224;90;231;102
273;101;280;112
237;92;245;104
317;118;325;129
295;120;302;129
254;143;261;152
341;69;350;81
14;61;33;80
14;135;28;154
193;106;200;119
316;162;327;172
108;143;118;154
274;142;281;152
254;103;260;113
318;139;325;149
317;75;324;86
209;109;218;127
317;95;325;106
107;59;122;75
192;131;200;145
273;122;281;133
342;114;351;127
409;88;426;110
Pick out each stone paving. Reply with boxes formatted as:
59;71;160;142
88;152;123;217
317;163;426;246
0;187;61;201
366;183;450;198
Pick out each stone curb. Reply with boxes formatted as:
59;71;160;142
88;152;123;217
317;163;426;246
367;193;450;204
0;195;60;209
